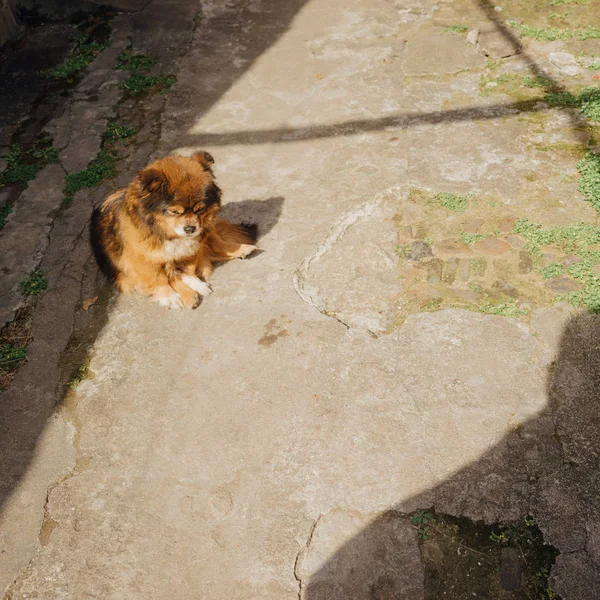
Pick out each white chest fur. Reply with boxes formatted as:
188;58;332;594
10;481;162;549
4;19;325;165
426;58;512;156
149;237;200;262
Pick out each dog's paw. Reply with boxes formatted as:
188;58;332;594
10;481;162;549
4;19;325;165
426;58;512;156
236;244;258;259
182;275;213;296
156;292;184;310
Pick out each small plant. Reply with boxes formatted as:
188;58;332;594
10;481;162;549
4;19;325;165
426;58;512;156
63;149;117;207
489;530;510;544
550;0;589;4
479;300;528;317
1;142;59;187
394;243;411;258
522;74;553;89
509;21;600;41
19;269;48;296
46;33;109;82
411;510;434;541
68;364;89;389
0;204;12;229
104;122;137;142
123;73;176;96
469;257;486;275
541;263;565;279
116;49;176;96
461;232;488;245
433;192;470;212
578;152;600;214
0;343;27;375
0;146;37;185
444;24;468;34
116;50;155;72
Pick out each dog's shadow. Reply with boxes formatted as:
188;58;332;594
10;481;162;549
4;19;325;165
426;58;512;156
220;196;284;241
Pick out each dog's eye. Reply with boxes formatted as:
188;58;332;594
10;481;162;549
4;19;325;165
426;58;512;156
193;205;205;214
166;208;182;216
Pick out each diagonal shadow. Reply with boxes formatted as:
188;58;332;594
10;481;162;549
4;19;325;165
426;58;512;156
303;2;600;598
186;0;593;150
0;0;305;544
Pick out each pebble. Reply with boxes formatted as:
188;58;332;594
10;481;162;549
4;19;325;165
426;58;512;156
466;28;480;45
549;51;581;77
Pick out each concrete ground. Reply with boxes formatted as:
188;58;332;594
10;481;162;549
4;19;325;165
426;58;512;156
2;0;600;598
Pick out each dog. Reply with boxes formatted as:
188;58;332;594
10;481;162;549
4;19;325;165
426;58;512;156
90;151;258;309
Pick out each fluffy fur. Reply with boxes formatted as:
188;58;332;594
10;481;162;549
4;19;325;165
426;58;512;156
90;151;257;309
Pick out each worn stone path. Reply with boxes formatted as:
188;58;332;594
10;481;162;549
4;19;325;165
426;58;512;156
2;0;600;598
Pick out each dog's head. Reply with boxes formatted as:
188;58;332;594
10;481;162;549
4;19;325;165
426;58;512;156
134;151;221;239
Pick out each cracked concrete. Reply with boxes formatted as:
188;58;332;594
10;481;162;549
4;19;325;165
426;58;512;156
2;0;600;598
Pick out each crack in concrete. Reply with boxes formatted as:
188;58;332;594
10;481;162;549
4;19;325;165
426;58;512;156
292;192;392;334
293;513;322;600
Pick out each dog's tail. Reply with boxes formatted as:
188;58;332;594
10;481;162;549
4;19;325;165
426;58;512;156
214;220;258;245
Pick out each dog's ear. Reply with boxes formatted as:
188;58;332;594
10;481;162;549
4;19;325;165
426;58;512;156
191;151;215;170
138;167;168;194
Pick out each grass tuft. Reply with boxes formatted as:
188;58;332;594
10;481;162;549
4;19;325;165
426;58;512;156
433;192;470;212
577;152;600;214
63;150;117;207
46;33;109;82
509;21;600;41
478;300;528;317
19;269;48;296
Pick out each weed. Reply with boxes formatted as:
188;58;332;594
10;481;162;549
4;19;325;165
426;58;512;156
123;73;176;96
522;74;554;88
468;282;484;294
411;509;434;541
577;152;600;214
0;309;32;391
31;146;59;162
63;149;117;207
587;61;600;70
394;243;411;258
116;49;176;96
68;363;89;389
444;24;468;34
514;218;600;254
486;58;501;71
509;21;600;41
433;192;470;212
469;257;486;275
104;122;137;142
0;343;27;375
0;146;37;184
550;0;589;4
19;269;48;296
46;33;109;82
541;263;565;279
116;50;155;72
478;300;528;317
0;143;59;187
461;232;488;245
0;203;12;229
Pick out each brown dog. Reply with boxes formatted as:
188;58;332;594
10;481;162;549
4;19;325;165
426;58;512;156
90;152;257;309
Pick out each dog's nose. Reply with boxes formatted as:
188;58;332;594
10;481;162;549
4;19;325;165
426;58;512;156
183;225;196;234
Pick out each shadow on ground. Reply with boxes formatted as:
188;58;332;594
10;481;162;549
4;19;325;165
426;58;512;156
0;0;302;517
303;311;600;599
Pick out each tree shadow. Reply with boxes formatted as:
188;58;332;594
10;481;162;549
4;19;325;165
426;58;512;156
303;312;600;599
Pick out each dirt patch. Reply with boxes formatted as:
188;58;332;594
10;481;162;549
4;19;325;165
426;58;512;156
0;307;32;391
413;510;560;600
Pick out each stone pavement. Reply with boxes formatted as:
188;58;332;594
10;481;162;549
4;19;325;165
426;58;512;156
2;0;600;598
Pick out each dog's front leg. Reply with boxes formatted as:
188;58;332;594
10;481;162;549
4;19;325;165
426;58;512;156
166;263;211;310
